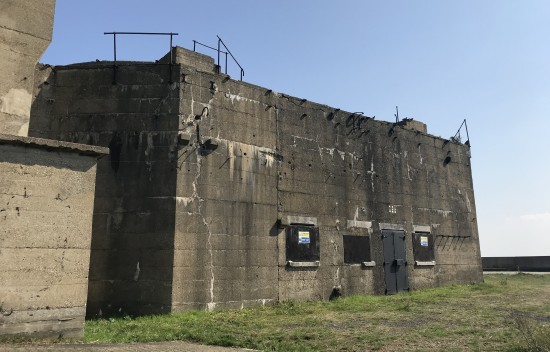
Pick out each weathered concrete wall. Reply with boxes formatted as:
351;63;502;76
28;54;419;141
274;97;378;299
172;52;279;310
0;134;105;337
0;0;55;136
347;120;482;291
271;92;481;298
176;45;482;302
30;62;181;316
29;47;482;313
0;0;110;337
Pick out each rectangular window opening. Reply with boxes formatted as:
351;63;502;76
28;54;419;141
343;235;372;265
286;225;320;265
413;232;435;265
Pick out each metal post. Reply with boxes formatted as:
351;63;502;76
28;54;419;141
169;33;173;83
169;33;173;63
113;33;117;63
193;40;196;52
104;31;179;84
113;33;117;84
464;119;470;145
217;38;221;73
395;106;399;123
224;52;228;74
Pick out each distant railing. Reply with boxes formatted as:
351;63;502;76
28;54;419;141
104;31;178;84
452;119;470;146
193;40;228;72
192;36;245;81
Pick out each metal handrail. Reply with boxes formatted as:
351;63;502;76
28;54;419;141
104;31;178;84
192;37;245;81
217;35;244;81
193;40;228;73
452;119;470;146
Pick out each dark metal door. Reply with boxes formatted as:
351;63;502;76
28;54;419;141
382;230;409;294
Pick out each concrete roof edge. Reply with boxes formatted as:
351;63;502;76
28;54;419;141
0;134;109;157
39;49;470;147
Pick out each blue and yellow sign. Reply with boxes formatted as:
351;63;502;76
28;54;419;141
298;231;310;244
420;236;429;247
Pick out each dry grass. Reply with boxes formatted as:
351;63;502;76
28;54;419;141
513;311;550;352
82;274;550;351
5;273;549;351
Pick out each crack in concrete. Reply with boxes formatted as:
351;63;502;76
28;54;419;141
0;24;52;42
177;76;217;309
279;94;330;115
188;150;216;311
366;156;376;192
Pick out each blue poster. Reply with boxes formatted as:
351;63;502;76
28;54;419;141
420;236;429;247
298;231;310;244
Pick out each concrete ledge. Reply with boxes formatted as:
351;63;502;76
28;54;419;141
0;316;84;338
415;261;436;266
0;133;108;156
413;225;431;233
347;220;372;229
169;47;217;74
281;215;317;226
286;261;320;268
379;223;405;231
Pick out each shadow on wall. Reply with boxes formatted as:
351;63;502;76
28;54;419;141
28;65;180;317
86;136;178;317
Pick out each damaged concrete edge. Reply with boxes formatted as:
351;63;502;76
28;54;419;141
0;133;109;157
413;225;432;233
44;48;470;149
415;261;436;266
347;261;376;267
347;220;372;229
378;223;406;231
281;215;318;226
58;61;166;69
287;260;320;268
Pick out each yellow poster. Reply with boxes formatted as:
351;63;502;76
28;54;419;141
298;231;310;244
420;236;429;247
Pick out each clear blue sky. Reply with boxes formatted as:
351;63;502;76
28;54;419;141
42;0;550;257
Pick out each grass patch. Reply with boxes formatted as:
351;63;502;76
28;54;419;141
21;273;548;351
513;311;550;352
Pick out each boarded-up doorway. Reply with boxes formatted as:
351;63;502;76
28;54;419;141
382;230;409;294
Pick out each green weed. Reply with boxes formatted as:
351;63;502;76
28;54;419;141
78;274;550;351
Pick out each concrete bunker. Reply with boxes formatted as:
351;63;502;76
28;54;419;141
28;45;483;317
1;0;483;339
0;0;108;338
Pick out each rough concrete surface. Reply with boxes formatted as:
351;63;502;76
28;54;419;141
0;0;112;338
28;46;483;317
0;138;106;337
0;0;55;136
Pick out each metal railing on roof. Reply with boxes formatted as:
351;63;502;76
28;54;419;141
452;119;470;146
104;31;178;84
192;35;244;81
